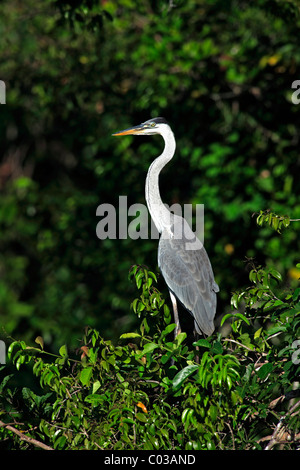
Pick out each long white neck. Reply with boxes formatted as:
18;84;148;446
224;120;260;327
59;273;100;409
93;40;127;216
145;125;176;234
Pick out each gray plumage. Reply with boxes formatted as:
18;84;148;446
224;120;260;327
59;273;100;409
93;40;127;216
113;117;219;336
158;215;219;336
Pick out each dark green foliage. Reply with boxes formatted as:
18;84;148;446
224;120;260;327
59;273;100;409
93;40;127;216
0;0;300;451
1;264;299;450
0;0;300;349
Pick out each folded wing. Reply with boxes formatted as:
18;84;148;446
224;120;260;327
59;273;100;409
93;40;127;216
158;218;219;336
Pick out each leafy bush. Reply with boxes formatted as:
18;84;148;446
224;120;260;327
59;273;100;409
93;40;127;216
1;262;299;450
1;1;299;451
1;0;300;349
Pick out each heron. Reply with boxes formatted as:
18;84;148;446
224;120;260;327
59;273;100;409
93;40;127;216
113;117;219;337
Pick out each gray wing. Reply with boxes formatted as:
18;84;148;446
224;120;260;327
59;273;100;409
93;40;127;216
158;219;219;336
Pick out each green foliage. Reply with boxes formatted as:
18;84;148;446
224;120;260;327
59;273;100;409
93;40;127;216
54;0;113;31
255;210;293;233
1;264;299;450
0;0;300;451
1;0;300;349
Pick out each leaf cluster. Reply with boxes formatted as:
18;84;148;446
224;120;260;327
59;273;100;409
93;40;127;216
1;262;299;450
255;210;292;233
1;0;300;349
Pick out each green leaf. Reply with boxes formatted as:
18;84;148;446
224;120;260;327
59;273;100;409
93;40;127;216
140;317;150;334
54;435;67;450
249;269;257;283
238;333;254;350
292;287;300;301
181;407;194;423
161;351;173;364
233;313;250;325
208;405;218;422
131;298;139;313
148;271;158;283
119;332;141;340
282;216;290;228
272;216;279;231
0;373;13;393
139;342;159;356
136;412;148;422
268;267;282;282
211;341;223;354
92;380;101;394
175;332;187;346
172;364;198;390
266;325;287;337
221;312;250;326
80;366;93;386
230;293;239;309
160;323;176;337
220;313;232;326
85;394;103;406
256;212;263;226
257;363;273;380
59;344;68;357
193;338;210;348
254;327;263;339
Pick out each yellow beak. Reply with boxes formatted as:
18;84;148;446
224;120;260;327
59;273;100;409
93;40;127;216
112;125;144;136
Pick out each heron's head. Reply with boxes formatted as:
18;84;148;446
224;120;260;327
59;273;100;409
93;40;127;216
113;117;169;137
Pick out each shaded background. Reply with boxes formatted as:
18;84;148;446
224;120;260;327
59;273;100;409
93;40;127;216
0;0;299;350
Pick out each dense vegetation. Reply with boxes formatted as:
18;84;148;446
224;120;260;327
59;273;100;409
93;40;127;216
1;259;300;449
0;0;299;450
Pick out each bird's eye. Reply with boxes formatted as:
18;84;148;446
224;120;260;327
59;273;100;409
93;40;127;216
150;122;156;127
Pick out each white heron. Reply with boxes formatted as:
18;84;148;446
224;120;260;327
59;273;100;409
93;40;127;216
113;117;219;337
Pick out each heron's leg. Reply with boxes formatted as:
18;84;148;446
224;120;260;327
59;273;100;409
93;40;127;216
193;329;200;364
169;291;181;338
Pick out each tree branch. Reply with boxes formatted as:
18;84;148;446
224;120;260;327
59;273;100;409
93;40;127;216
0;420;53;450
264;401;300;450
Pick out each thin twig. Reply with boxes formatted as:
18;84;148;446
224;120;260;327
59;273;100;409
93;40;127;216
224;338;260;353
264;401;300;450
226;422;235;450
0;420;53;450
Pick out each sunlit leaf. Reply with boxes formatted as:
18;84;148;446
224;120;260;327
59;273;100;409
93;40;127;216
172;365;198;390
80;367;93;386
